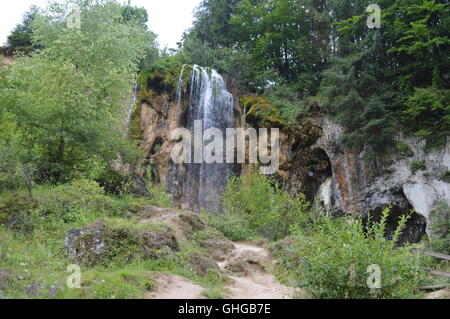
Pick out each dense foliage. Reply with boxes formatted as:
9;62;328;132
6;6;38;49
428;202;450;254
210;167;310;241
274;208;425;299
182;0;449;151
0;0;157;190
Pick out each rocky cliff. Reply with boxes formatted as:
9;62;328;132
134;69;449;243
274;115;449;243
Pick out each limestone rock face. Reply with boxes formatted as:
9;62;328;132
139;90;185;187
314;119;449;241
272;116;448;243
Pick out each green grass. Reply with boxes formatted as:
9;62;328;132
0;181;228;299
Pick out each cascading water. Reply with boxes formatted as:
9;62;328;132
124;84;138;132
168;65;234;213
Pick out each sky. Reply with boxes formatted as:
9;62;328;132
0;0;202;48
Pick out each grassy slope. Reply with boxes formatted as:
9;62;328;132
0;182;229;299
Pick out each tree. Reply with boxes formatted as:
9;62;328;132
191;0;238;48
0;0;156;183
182;0;449;153
7;6;39;48
0;112;41;195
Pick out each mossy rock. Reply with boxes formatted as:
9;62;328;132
179;212;207;233
187;253;219;277
190;228;235;261
138;62;188;102
64;218;179;266
440;171;450;183
410;161;427;175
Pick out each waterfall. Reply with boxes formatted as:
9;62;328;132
168;65;234;213
124;84;138;132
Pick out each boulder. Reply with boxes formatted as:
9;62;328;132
225;258;250;276
141;228;179;259
197;236;235;262
179;213;207;233
65;219;179;266
188;253;219;277
131;173;152;198
224;249;268;276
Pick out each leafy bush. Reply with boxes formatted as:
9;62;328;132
0;194;38;233
222;167;309;241
95;169;132;196
0;112;41;194
277;208;424;299
202;213;257;241
427;202;450;255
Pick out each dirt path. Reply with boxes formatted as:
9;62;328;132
219;242;295;299
147;242;296;299
140;207;296;299
146;273;207;299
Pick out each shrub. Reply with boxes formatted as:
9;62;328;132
202;213;257;241
95;169;132;196
0;180;133;234
0;194;38;233
427;202;450;255
146;183;172;208
278;208;424;299
404;88;449;150
222;167;309;241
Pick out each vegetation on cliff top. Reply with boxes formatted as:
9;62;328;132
181;0;449;153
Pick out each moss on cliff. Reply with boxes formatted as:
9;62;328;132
241;96;287;128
